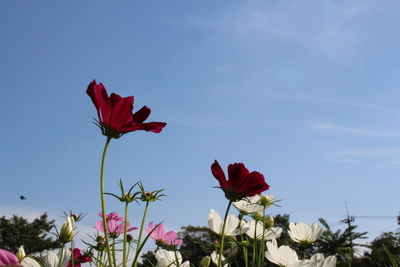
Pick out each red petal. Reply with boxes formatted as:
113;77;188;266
133;106;151;123
227;163;250;189
108;93;134;131
122;121;167;133
211;160;228;191
239;171;269;197
141;122;167;133
86;80;111;123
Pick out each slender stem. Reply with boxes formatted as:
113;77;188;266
218;201;232;267
99;137;114;267
244;246;248;267
174;250;181;267
252;220;257;267
57;246;64;267
258;207;266;267
123;202;129;267
239;216;248;267
133;201;150;267
71;240;75;267
99;251;103;267
96;250;100;267
127;243;131;262
112;238;117;266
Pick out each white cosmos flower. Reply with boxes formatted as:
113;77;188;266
295;253;337;267
210;251;229;267
21;257;41;267
245;220;282;240
288;222;323;244
233;195;263;214
155;248;190;267
265;239;299;267
43;249;71;267
208;209;248;236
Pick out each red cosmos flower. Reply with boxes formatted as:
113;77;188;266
87;80;167;139
211;160;270;202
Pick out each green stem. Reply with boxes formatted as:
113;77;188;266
252;220;257;267
258;207;266;267
218;201;232;267
57;246;64;267
96;250;100;267
71;240;75;267
112;238;116;266
132;201;150;267
99;251;103;267
244;246;248;267
123;202;129;267
174;250;181;267
239;216;248;267
99;137;114;267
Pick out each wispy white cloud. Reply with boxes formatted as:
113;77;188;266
291;96;400;114
336;148;400;156
327;147;400;169
311;122;400;138
175;1;381;56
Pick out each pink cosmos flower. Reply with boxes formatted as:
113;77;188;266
146;222;183;246
94;212;137;238
98;212;123;221
0;249;20;267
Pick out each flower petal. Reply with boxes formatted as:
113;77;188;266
211;161;228;191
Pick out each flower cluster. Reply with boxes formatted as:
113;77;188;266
0;80;339;267
93;212;137;238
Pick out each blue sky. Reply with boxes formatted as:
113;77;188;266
1;0;399;251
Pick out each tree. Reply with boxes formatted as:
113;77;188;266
0;213;61;254
314;218;368;267
138;225;217;267
354;230;400;267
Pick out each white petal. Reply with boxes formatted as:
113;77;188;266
323;255;337;267
224;214;240;236
208;209;223;234
21;257;41;267
43;251;59;267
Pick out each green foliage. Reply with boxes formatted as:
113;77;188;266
138;250;157;267
179;226;217;266
352;230;400;267
314;218;368;266
138;215;400;267
0;213;61;254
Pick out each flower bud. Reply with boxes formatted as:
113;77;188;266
199;256;211;267
141;191;157;202
15;246;25;262
251;212;263;221
59;216;75;244
96;235;105;242
265;216;274;228
127;234;134;243
71;214;79;222
260;195;275;208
